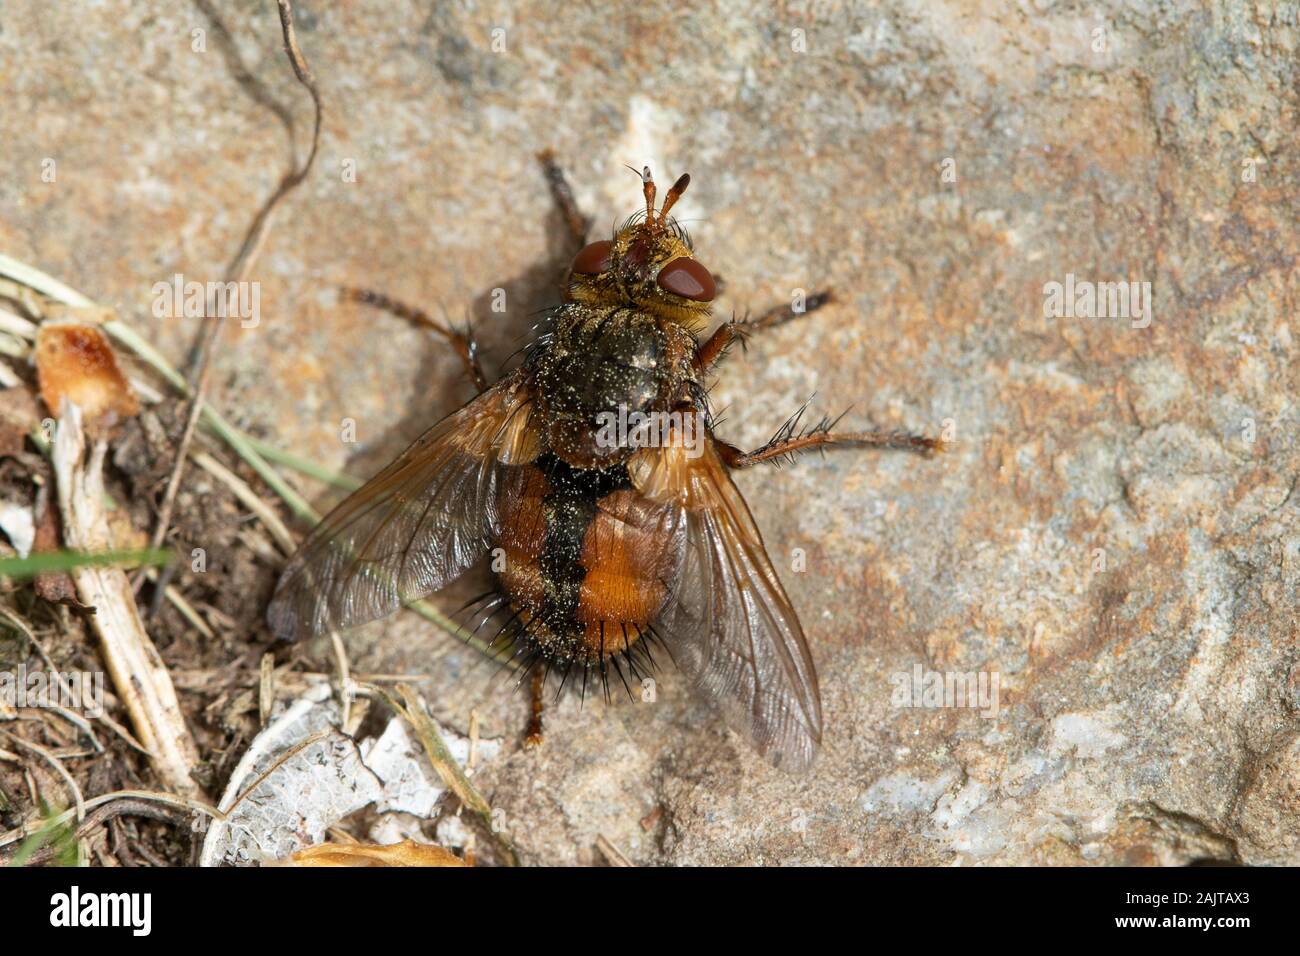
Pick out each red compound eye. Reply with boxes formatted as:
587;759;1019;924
656;257;715;302
571;239;613;275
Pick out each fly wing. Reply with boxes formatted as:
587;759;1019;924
267;374;538;642
630;424;823;771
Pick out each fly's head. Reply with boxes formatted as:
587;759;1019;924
565;167;716;332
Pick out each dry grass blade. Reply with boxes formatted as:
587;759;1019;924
143;568;216;639
0;602;153;755
595;834;635;867
52;402;201;798
373;683;519;867
0;254;505;659
191;450;295;552
0;731;87;826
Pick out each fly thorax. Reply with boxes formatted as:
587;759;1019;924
537;307;672;468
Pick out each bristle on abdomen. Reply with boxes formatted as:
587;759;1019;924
490;453;679;701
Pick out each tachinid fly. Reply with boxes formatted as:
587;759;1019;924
268;158;942;771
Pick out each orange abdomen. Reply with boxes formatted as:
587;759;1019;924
495;458;678;665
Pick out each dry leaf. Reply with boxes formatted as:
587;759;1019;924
36;322;139;436
283;840;468;868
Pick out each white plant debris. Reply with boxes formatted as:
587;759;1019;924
0;499;34;558
200;683;499;866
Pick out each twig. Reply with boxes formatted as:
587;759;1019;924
0;600;148;756
26;702;103;754
52;402;201;797
0;254;314;519
4;797;181;868
0;788;223;856
147;0;323;559
595;834;634;867
103;317;317;519
0;605;67;689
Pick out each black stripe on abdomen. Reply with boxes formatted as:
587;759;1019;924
536;453;628;649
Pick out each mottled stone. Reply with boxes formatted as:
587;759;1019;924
1;0;1295;864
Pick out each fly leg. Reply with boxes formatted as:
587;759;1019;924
340;151;591;389
538;149;591;247
696;291;835;373
538;150;593;301
717;401;944;468
339;288;488;393
524;665;546;748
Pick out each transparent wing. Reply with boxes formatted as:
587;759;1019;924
631;430;823;771
267;375;537;642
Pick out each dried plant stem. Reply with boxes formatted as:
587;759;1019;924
595;834;635;867
102;318;317;521
144;567;217;639
0;255;498;660
0;731;87;826
0;255;315;518
53;403;201;798
0;605;149;755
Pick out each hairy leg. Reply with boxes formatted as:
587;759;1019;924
524;665;546;747
696;290;835;373
537;149;590;247
340;287;488;393
717;402;944;468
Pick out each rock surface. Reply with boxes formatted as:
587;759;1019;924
1;1;1296;864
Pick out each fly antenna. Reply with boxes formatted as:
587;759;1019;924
638;165;656;223
659;173;690;223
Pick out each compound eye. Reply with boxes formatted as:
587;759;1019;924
571;239;613;275
656;257;715;302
